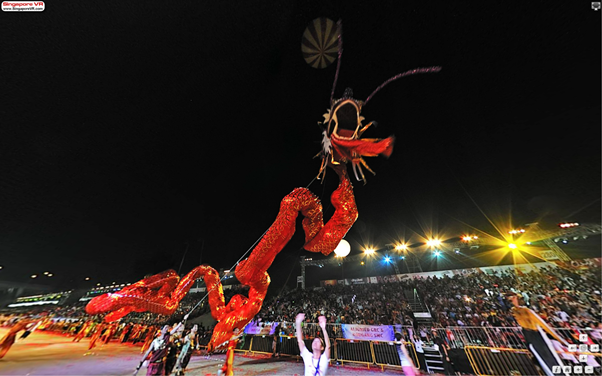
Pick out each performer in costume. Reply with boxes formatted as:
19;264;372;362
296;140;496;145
88;322;107;351
131;323;145;345
134;320;186;376
119;323;133;343
19;320;41;340
73;320;93;342
296;313;330;376
512;306;571;376
174;324;198;376
141;326;159;353
164;328;184;376
217;328;242;376
0;319;31;359
140;326;170;376
101;322;118;344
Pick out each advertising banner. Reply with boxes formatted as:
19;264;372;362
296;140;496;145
244;322;277;336
341;324;395;341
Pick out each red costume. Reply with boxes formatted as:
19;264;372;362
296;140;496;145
0;320;30;359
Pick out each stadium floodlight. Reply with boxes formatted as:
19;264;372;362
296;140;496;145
395;244;408;251
426;239;441;247
364;248;376;255
559;222;579;228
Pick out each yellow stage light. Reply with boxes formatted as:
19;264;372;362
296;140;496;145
426;239;441;247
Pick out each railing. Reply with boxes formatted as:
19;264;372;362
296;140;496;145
435;326;602;350
227;333;419;371
435;326;528;350
464;346;540;376
28;318;602;375
235;324;602;375
433;326;602;376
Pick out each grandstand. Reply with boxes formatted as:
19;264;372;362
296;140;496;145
1;225;600;375
7;291;72;308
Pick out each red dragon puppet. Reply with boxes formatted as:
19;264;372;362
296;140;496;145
86;19;440;367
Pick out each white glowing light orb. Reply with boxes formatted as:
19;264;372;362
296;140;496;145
334;239;351;257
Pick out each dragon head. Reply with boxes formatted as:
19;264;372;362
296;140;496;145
318;87;394;183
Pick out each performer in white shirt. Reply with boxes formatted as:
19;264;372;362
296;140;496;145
296;313;330;376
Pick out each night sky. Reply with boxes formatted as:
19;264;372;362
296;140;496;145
2;1;600;291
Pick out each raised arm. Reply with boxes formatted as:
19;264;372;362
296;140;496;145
295;313;306;352
170;314;189;335
318;315;330;358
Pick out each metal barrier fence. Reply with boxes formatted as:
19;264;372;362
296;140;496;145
336;339;374;366
206;325;602;375
437;326;528;350
437;327;602;376
465;346;540;376
436;326;602;350
231;334;419;371
372;340;420;369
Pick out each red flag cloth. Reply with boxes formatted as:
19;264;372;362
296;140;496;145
331;135;395;160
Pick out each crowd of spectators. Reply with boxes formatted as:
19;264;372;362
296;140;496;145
415;260;601;332
2;260;600;347
256;283;414;326
253;260;601;334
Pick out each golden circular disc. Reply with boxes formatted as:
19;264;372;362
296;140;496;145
301;18;339;69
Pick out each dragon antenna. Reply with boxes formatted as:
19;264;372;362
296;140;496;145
363;66;442;106
329;20;343;105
